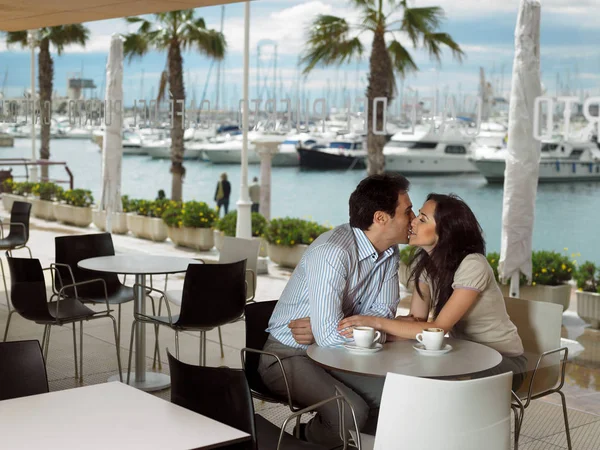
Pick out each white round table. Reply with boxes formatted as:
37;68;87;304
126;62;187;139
78;255;201;391
307;338;502;378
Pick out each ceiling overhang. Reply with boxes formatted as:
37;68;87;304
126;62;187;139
0;0;242;32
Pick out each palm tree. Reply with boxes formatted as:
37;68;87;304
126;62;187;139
123;10;226;201
301;0;464;174
6;25;89;180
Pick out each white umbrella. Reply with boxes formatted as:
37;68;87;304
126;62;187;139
99;34;124;233
498;0;542;296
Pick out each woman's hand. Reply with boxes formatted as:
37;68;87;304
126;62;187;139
338;315;379;338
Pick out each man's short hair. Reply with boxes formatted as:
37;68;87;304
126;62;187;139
253;177;258;182
349;174;410;230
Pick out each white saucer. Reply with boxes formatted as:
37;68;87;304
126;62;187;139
413;343;452;356
343;343;383;354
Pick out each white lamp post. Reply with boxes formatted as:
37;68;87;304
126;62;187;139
235;1;252;239
28;29;39;183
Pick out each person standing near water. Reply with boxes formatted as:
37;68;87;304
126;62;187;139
249;177;260;213
214;172;231;216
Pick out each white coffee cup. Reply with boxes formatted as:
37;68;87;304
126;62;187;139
353;326;381;348
415;328;445;351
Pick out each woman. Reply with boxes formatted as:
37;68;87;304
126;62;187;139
338;193;527;390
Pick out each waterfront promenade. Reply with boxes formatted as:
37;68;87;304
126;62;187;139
1;204;600;448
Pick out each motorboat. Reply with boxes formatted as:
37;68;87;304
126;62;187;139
471;137;600;183
298;133;366;170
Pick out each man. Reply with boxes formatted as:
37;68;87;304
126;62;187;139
214;172;231;216
259;173;415;448
249;176;260;213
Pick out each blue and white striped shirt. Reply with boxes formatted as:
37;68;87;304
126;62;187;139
267;224;400;349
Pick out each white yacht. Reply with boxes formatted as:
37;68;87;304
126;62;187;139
274;132;334;167
384;125;476;174
298;133;366;170
471;138;600;183
200;132;262;165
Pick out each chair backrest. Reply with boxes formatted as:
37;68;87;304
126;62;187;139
373;372;512;450
7;256;52;322
54;233;121;296
244;300;278;396
0;340;49;400
9;201;32;244
167;351;257;450
219;236;261;300
176;259;247;328
504;296;563;396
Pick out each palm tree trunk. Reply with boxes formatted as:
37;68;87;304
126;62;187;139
168;41;186;201
366;30;393;175
39;38;53;181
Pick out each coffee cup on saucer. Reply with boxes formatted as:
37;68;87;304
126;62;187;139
415;328;444;351
353;326;381;348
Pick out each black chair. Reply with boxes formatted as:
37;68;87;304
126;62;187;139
7;256;122;382
0;201;33;341
168;351;357;450
54;233;136;347
129;260;247;377
0;340;49;400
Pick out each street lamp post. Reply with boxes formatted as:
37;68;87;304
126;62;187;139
235;1;252;239
28;29;39;183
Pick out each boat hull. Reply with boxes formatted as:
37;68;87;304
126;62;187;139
298;148;366;170
385;152;478;175
472;159;600;183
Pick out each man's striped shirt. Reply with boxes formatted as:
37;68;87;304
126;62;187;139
267;223;400;349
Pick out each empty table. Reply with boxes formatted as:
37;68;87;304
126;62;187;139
0;382;250;449
78;254;200;391
307;338;502;378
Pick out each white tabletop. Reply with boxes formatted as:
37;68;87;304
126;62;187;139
0;382;250;449
307;338;502;378
78;255;201;275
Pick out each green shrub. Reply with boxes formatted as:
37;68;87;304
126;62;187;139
486;250;574;286
32;182;63;201
13;182;35;196
62;189;94;207
2;179;15;193
573;261;600;294
265;217;331;246
161;201;183;227
181;201;218;228
216;211;268;237
121;195;135;213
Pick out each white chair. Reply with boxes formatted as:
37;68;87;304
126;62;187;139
504;296;571;450
157;237;260;361
354;371;512;450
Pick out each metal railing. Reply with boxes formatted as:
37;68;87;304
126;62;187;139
0;159;73;189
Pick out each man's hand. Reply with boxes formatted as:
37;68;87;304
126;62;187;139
289;317;315;345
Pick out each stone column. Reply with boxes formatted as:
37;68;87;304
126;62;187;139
253;139;280;221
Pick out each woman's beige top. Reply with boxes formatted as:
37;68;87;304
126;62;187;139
448;253;524;357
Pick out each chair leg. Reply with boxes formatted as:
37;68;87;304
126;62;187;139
0;257;11;342
24;245;32;259
3;310;15;342
126;320;137;385
511;405;521;450
150;295;162;371
72;323;79;381
79;321;84;382
175;330;180;360
117;304;122;347
558;391;572;450
44;325;52;361
218;326;224;358
41;324;49;357
108;315;123;382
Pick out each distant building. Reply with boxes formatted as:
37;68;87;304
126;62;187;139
67;77;96;101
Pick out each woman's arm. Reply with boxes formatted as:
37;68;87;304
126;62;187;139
338;287;480;339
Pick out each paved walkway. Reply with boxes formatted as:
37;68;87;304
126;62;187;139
1;205;599;448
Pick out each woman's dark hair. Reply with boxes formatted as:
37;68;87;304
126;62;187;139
349;174;410;230
410;193;486;318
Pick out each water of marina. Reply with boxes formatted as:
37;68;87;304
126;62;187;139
5;138;600;264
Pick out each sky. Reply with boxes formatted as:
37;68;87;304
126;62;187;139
1;0;599;109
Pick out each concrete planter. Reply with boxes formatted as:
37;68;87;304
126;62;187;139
126;213;167;242
31;198;56;221
54;203;93;227
92;210;129;234
500;283;571;312
168;226;214;251
576;291;600;329
2;194;28;212
267;243;308;269
214;229;268;257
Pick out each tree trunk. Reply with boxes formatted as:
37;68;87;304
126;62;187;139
168;41;186;201
366;30;394;175
39;38;53;181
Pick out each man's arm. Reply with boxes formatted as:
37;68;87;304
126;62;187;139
304;244;350;347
